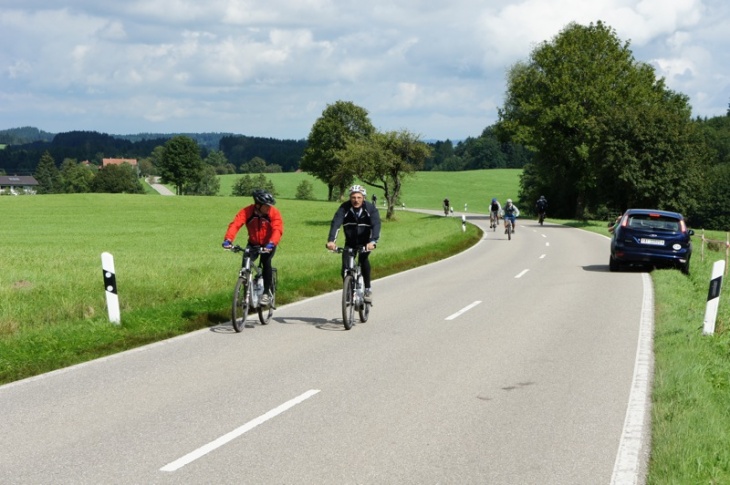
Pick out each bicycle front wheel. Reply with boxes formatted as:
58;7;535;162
507;222;512;240
232;274;251;332
359;301;370;323
342;275;355;330
258;268;276;325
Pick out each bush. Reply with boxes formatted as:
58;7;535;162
231;173;276;197
295;180;316;200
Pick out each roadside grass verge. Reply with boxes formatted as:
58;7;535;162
0;194;481;384
561;218;730;483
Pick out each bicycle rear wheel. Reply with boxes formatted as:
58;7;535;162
258;268;276;325
342;275;355;330
232;274;251;332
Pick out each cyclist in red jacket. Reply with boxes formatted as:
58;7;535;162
222;189;283;306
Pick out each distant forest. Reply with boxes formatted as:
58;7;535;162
0;126;531;176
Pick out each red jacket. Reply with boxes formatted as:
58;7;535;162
225;205;283;247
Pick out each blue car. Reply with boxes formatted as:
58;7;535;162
609;209;694;274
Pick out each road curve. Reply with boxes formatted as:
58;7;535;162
0;212;651;484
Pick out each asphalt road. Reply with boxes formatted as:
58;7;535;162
0;213;651;484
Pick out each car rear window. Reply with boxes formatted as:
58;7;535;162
627;214;680;231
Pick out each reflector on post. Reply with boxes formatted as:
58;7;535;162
703;260;725;335
101;252;120;324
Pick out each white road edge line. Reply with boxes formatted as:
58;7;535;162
160;389;321;472
515;269;529;278
610;273;653;485
445;301;482;320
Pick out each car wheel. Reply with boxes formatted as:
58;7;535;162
680;259;690;275
609;255;620;272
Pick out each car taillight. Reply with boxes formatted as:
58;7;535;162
680;220;687;233
621;215;629;227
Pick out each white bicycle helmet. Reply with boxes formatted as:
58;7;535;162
349;184;367;196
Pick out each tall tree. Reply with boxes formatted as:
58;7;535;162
497;21;704;218
34;151;61;194
300;100;375;200
339;130;431;220
91;163;144;193
186;165;221;196
158;136;203;195
59;158;94;193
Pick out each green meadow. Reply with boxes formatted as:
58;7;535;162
217;169;522;214
2;168;730;482
0;190;483;383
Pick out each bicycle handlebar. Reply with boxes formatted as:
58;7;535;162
330;246;371;254
228;244;271;254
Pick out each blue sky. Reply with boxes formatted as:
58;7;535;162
1;0;728;141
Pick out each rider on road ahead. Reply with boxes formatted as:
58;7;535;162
489;198;502;228
501;199;520;234
536;195;548;222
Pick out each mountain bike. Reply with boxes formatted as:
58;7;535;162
490;210;499;231
504;217;514;240
538;211;546;226
332;246;370;330
229;245;277;332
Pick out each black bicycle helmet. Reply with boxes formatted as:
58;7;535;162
252;189;276;206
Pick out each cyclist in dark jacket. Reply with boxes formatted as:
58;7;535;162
326;185;381;303
535;195;548;220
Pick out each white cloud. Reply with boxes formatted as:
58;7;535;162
0;0;729;139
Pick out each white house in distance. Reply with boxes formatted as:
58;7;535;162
0;175;39;195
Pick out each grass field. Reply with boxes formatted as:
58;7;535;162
0;193;481;383
4;169;730;482
217;169;523;215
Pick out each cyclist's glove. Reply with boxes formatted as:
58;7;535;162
222;239;232;249
265;242;276;251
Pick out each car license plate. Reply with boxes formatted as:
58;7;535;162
640;238;665;246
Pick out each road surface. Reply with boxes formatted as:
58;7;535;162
0;213;651;484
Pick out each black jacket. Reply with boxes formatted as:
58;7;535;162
327;200;381;247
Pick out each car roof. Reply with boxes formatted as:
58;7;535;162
624;208;684;219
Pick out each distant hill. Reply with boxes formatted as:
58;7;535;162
0;126;55;145
0;127;306;175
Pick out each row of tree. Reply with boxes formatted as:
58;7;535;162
496;21;730;229
33;152;144;194
299;100;432;219
0;127;531;178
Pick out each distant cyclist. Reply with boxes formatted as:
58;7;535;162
443;197;450;216
535;195;548;223
501;199;520;233
489;198;501;228
222;189;283;306
327;185;381;303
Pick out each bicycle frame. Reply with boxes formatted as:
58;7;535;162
230;245;276;331
490;210;499;230
340;247;364;306
333;246;370;329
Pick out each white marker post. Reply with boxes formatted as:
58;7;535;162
703;260;725;335
101;252;121;324
461;214;466;232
